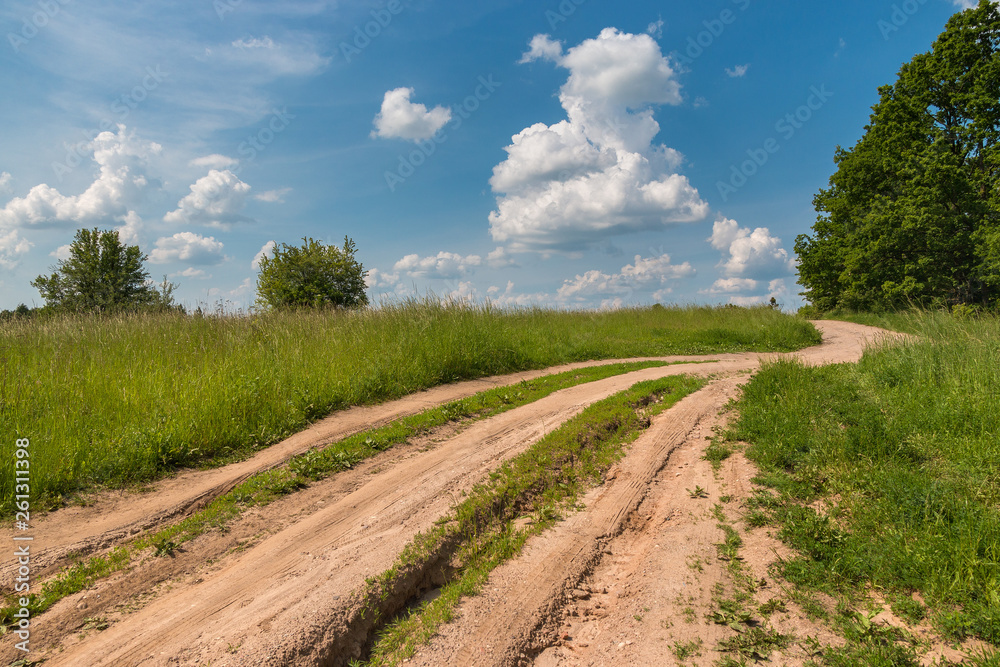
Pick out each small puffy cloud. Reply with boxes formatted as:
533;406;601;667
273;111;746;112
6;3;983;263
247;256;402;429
371;88;452;142
491;29;707;252
446;280;481;303
116;210;142;245
709;217;794;279
163;169;251;227
251;240;275;270
365;268;401;289
170;267;210;279
0;171;11;193
519;34;563;63
51;244;72;260
703;277;759;294
725;64;750;78
232;36;275;49
149;232;225;265
486;246;517;269
488;281;549;308
190;154;238;169
253;188;291;203
647;18;664;38
0;230;32;269
393;251;483;279
556;253;694;303
0;126;160;229
727;279;793;308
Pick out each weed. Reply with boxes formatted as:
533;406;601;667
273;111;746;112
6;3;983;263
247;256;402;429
671;637;704;660
687;485;709;499
758;597;787;616
716;626;792;661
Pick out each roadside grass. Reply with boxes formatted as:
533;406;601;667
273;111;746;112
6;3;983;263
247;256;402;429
353;375;706;667
726;312;1000;662
0;361;681;630
0;361;688;630
0;301;818;512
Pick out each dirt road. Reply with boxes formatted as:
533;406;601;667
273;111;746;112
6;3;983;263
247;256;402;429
2;320;899;666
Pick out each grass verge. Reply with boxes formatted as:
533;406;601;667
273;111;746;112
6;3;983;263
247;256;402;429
0;361;678;629
726;312;1000;663
1;301;819;511
350;375;705;667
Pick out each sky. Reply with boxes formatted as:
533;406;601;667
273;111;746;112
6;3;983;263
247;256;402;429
0;0;984;311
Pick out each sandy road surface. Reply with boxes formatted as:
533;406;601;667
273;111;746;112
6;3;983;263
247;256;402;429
2;321;900;666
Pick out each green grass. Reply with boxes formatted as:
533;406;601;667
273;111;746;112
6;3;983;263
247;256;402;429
727;312;1000;651
0;300;818;512
359;375;706;666
0;360;672;629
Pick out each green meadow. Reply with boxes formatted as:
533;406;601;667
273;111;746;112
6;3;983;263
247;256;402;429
0;300;818;512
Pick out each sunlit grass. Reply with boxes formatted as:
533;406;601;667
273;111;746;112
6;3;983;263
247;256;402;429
728;311;1000;650
0;299;818;509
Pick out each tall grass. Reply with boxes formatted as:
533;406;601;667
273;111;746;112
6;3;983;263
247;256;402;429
729;311;1000;644
1;299;818;510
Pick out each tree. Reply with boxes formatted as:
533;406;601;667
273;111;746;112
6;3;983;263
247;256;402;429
796;0;1000;311
255;236;368;309
31;228;177;313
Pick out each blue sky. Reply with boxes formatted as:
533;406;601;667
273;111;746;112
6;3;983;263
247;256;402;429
0;0;981;311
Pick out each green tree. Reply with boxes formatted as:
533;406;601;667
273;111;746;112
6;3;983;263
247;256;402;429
796;0;1000;311
255;236;368;309
31;228;177;313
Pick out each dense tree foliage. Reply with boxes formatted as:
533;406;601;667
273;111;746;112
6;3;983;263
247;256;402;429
31;228;177;313
255;236;368;309
796;1;1000;311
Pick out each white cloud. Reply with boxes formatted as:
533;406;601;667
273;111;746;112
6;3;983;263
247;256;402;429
0;172;11;193
519;34;563;63
163;169;251;228
219;36;328;77
149;232;225;265
371;88;452;142
727;279;793;308
0;230;32;270
704;277;759;294
709;217;794;279
647;18;664;38
251;240;275;270
365;268;401;289
170;267;210;279
446;280;481;303
50;244;72;260
486;246;517;269
190;154;238;170
253;188;291;203
556;253;694;303
725;64;750;78
116;210;142;245
232;36;275;49
0;125;159;229
490;28;708;252
393;251;483;279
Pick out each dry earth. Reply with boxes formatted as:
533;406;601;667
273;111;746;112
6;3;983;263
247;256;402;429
1;321;904;666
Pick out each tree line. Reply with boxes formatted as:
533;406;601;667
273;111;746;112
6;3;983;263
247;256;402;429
796;0;1000;312
4;228;368;318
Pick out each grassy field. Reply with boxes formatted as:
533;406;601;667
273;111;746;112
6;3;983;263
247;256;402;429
727;311;1000;661
1;300;818;512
